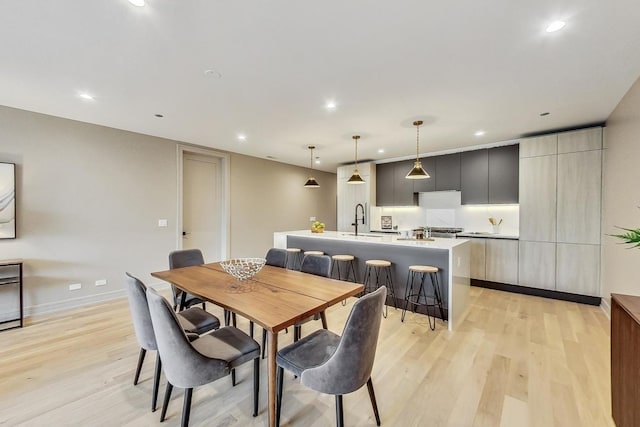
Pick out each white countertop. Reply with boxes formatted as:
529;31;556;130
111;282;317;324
456;232;519;240
277;230;470;250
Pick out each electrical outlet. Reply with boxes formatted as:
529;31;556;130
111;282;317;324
69;283;82;291
158;219;168;227
309;216;316;222
95;279;107;287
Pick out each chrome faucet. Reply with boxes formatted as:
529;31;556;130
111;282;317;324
352;203;366;236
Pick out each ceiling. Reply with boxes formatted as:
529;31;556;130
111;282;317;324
1;1;640;173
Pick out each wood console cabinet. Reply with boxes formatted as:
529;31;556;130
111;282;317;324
612;293;640;427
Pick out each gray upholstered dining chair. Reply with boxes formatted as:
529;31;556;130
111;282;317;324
124;273;220;412
293;254;332;341
146;287;261;427
168;249;208;311
265;248;287;268
276;286;386;427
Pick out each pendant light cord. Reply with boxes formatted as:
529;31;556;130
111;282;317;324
416;123;420;159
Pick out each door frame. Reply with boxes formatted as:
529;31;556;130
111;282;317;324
176;145;231;259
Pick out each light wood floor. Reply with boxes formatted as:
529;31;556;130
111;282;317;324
0;286;614;427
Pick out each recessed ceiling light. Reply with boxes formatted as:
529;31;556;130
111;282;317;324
378;149;385;154
266;155;276;159
237;134;247;141
128;0;145;6
540;112;550;116
325;101;337;111
474;130;486;137
154;114;164;118
78;93;94;101
546;21;566;33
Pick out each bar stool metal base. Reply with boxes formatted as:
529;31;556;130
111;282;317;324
401;266;445;330
284;248;303;270
362;260;397;318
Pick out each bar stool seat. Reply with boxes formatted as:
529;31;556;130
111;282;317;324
331;256;358;305
363;259;396;318
285;248;303;270
304;250;324;256
401;265;444;330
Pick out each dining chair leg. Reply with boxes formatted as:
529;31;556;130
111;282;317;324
133;348;146;385
276;366;284;427
181;388;193;427
231;368;236;386
160;383;173;422
262;329;267;359
367;378;381;426
294;326;301;342
250;321;254;338
152;353;162;411
335;395;344;427
253;357;260;417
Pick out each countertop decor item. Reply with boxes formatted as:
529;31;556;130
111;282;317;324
381;216;392;229
347;135;365;184
220;258;266;280
405;120;430;179
303;145;320;188
311;221;325;233
489;217;503;234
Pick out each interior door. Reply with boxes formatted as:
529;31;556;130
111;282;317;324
182;153;222;262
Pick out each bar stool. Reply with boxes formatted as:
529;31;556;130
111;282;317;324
331;254;358;283
285;248;303;270
362;259;397;318
401;265;445;330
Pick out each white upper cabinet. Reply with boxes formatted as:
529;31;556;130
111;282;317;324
336;163;376;232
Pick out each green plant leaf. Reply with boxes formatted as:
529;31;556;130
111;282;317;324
610;226;640;248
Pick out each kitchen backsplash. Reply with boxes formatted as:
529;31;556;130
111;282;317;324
370;192;519;235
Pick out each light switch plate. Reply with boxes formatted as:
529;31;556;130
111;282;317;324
158;219;168;227
309;216;316;221
69;283;82;291
95;279;107;287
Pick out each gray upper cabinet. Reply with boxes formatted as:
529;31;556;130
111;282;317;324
393;160;418;205
412;157;436;192
435;153;461;191
488;145;519;204
375;162;394;206
460;149;489;204
376;160;417;206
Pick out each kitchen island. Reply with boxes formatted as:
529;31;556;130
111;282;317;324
274;230;471;331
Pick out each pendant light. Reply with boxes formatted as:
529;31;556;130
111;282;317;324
347;135;365;184
405;120;430;179
304;145;320;188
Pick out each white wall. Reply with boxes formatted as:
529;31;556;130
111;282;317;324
0;106;337;317
602;75;640;310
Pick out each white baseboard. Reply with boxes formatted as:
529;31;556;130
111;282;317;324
600;298;611;319
23;281;171;318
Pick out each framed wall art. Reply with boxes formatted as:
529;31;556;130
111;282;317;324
0;163;16;239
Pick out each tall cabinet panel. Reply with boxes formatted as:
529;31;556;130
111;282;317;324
556;243;600;296
337;163;376;232
519;155;557;242
518;241;556;290
557;150;602;244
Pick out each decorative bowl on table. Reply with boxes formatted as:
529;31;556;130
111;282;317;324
220;258;266;280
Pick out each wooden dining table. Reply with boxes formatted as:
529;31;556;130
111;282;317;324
151;262;364;427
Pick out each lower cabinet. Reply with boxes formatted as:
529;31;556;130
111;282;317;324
556;243;600;296
485;239;519;285
469;238;486;280
518;241;556;290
